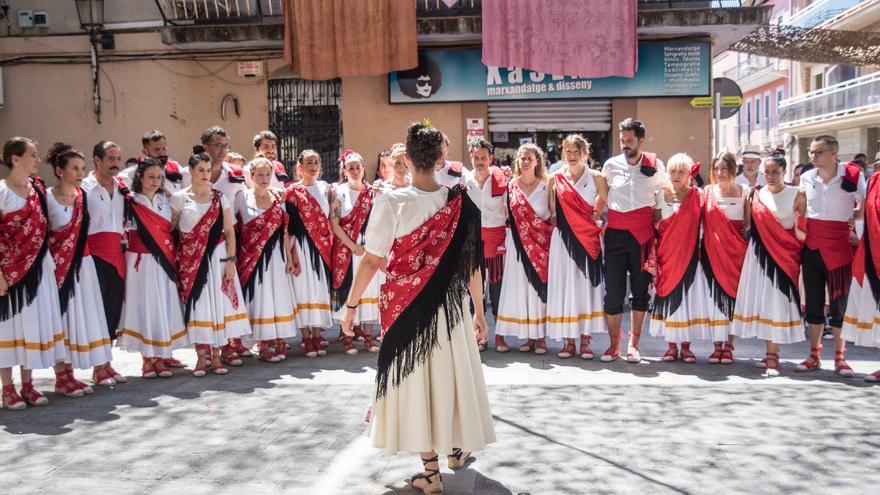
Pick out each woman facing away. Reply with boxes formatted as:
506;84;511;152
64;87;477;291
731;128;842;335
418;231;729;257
340;122;495;494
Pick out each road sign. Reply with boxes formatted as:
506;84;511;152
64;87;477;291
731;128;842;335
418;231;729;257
713;77;743;120
690;96;713;108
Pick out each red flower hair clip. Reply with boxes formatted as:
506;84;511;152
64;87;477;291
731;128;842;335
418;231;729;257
338;149;354;164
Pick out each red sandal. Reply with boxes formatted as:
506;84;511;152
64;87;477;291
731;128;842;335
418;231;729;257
257;342;282;363
342;335;359;355
142;357;158;379
579;335;594;360
193;344;211;377
103;363;127;383
720;343;735;365
865;370;880;383
230;338;253;358
314;336;327;356
2;384;26;410
680;343;697;363
764;352;781;377
211;349;229;375
163;357;186;368
558;339;576;359
662;343;678;362
20;382;49;406
54;369;85;397
303;337;318;358
153;359;173;378
707;342;723;364
794;345;822;372
363;334;380;353
274;338;288;360
534;338;548;355
834;350;854;377
92;364;117;386
220;345;243;366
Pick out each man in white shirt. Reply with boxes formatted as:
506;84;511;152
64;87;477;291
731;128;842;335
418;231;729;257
463;139;509;351
796;135;865;376
435;133;470;188
81;141;127;352
119;130;190;195
200;126;248;202
735;145;766;188
601;118;667;364
253;130;292;189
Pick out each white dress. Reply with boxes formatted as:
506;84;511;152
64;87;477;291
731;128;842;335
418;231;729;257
47;189;114;368
0;182;66;369
496;183;551;339
332;183;380;325
234;190;297;341
117;193;189;358
731;186;805;344
648;189;715;343
841;273;880;347
288;181;333;329
696;185;749;341
546;172;606;340
171;191;251;345
364;185;495;455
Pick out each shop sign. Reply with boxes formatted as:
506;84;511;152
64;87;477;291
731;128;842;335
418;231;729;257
389;41;710;104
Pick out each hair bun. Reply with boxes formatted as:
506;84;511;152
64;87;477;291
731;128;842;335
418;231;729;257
47;142;73;166
192;144;206;154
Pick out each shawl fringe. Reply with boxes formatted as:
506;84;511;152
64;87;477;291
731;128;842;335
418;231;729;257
555;197;602;287
700;242;736;320
241;224;285;303
651;244;699;320
287;201;331;284
183;208;225;324
59;193;91;315
750;220;801;308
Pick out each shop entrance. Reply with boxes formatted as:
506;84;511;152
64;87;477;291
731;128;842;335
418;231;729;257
488;99;612;170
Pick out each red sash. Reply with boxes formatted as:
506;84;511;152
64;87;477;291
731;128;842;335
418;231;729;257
126;198;177;281
607;207;655;246
273;160;291;184
805;218;853;301
481;225;506;284
554;172;603;285
227;163;246;184
165;159;183;183
750;193;802;301
854;174;880;287
286;184;333;278
702;189;748;313
237;200;286;300
507;181;553;301
640;152;658;176
86;177;129;279
177;192;236;321
376;185;481;399
489;165;507;197
331;187;374;289
447;161;463;177
0;179;50;321
653;188;702;305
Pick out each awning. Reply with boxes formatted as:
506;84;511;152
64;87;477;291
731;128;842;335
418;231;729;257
731;24;880;66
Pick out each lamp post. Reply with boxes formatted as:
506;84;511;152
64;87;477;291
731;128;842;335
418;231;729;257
75;0;105;124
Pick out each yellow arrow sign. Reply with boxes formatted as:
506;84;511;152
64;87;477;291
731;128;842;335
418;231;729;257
690;97;713;108
691;96;743;108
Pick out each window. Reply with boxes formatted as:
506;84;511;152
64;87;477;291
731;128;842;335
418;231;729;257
776;86;784;107
755;97;761;126
764;93;771;131
746;100;752;135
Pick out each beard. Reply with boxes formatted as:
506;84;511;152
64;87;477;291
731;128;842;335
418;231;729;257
624;147;639;159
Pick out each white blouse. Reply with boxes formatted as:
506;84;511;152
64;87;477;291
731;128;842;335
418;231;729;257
171;190;231;233
126;192;172;232
757;186;799;230
708;184;748;222
510;181;551;221
0;180;28;215
46;188;75;231
365;186;449;259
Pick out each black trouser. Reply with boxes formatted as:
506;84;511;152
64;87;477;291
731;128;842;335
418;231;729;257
802;247;847;329
470;268;503;318
603;228;652;315
93;256;125;340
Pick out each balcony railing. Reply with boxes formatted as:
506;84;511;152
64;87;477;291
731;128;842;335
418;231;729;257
155;0;282;24
778;71;880;127
786;0;863;28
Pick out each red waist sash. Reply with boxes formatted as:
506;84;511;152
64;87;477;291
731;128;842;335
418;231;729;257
87;232;125;279
805;218;854;301
607;206;654;246
481;225;506;284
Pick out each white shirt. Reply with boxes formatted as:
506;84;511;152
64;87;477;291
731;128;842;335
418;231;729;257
170;190;232;233
758;186;798;230
211;162;249;205
602;153;667;213
81;172;125;235
735;173;766;188
365;186;449;258
799;163;866;222
708;184;747;221
126;193;172;232
435;161;468;189
464;170;507;228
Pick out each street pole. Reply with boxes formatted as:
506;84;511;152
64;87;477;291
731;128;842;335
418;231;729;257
90;29;101;124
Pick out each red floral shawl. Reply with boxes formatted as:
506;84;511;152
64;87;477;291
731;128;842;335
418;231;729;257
701;188;748;319
177;191;238;322
237;199;287;302
376;185;481;399
330;186;374;309
125;196;177;282
47;188;91;315
507;181;553;302
554;172;603;285
0;178;50;321
286;184;333;280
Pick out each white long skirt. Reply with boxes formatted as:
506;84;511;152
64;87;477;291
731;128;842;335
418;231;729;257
186;245;251;346
333;252;381;325
245;245;297;341
495;234;547;339
649;264;732;343
0;256;66;369
289;239;332;329
545;230;605;340
731;242;805;344
370;297;496;455
118;252;188;358
841;277;880;347
61;255;114;368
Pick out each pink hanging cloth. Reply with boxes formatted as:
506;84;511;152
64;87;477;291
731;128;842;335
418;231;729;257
481;0;638;79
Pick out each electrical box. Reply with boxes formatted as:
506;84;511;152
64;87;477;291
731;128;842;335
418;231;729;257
17;10;33;28
237;61;264;78
33;11;48;26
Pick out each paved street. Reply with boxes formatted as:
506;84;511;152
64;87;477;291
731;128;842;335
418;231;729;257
3;319;880;495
